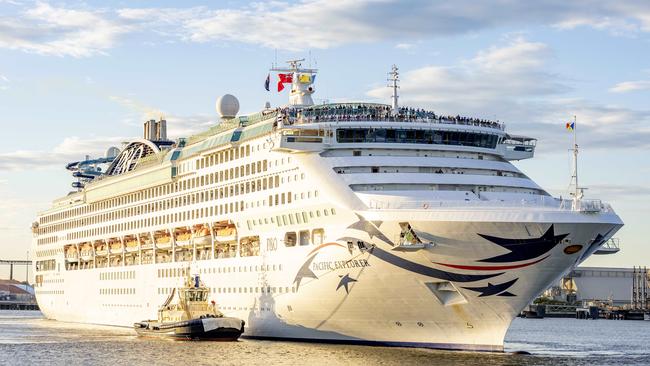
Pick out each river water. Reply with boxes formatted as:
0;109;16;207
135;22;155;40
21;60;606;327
0;311;648;365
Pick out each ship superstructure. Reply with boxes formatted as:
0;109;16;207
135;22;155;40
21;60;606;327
32;62;623;351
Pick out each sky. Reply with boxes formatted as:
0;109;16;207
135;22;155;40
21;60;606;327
1;0;649;279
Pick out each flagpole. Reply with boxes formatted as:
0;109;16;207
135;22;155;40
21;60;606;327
572;115;579;200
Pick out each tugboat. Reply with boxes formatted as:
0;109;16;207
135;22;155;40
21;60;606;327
134;275;245;340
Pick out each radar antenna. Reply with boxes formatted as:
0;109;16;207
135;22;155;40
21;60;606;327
387;65;400;114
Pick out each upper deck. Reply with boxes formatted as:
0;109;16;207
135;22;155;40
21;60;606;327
284;103;506;131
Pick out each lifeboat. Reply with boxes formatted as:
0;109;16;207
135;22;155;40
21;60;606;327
214;226;236;243
156;234;172;249
95;244;108;256
65;246;79;262
140;236;154;250
109;241;123;254
175;232;192;247
193;226;212;246
125;239;139;253
80;244;93;261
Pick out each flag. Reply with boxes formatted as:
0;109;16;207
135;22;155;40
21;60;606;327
299;74;311;83
277;73;293;92
264;74;270;91
566;122;575;131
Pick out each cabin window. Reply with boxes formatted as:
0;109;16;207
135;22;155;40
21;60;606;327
284;232;296;247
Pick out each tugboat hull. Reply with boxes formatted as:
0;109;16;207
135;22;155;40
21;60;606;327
134;317;245;340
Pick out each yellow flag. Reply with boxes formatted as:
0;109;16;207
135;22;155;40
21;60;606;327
299;74;311;83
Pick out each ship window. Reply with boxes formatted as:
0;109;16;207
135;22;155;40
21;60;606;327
299;230;310;246
284;232;296;247
312;229;324;245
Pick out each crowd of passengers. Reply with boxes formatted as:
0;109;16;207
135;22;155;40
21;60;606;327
280;104;503;128
277;104;503;129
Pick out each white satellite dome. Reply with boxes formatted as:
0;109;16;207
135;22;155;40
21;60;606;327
216;94;240;119
105;146;120;159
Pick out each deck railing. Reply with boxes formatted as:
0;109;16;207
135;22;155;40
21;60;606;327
367;197;613;213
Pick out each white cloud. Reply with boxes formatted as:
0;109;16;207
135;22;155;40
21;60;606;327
0;136;127;171
116;1;650;51
2;1;650;55
366;37;650;151
395;43;415;50
0;112;217;171
609;80;650;93
0;2;129;57
368;37;563;109
107;94;217;138
0;73;8;90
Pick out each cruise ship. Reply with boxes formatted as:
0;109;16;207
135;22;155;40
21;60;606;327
31;61;623;351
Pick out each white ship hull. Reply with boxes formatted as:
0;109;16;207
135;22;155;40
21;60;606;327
35;207;621;351
31;91;623;351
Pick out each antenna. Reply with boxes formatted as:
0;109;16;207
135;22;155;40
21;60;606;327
568;115;583;200
387;65;400;114
270;58;317;106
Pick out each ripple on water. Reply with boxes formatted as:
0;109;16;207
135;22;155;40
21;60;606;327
0;312;649;366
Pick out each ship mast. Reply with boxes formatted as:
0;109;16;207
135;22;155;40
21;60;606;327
270;58;317;107
568;115;583;200
387;65;400;114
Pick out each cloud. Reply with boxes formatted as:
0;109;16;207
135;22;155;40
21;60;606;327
395;43;415;50
366;37;650;152
2;1;650;55
0;136;128;171
0;2;129;57
116;1;650;50
0;73;8;90
107;94;217;138
368;37;564;111
609;80;650;93
0;111;218;171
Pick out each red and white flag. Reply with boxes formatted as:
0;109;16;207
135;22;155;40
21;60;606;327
277;73;293;92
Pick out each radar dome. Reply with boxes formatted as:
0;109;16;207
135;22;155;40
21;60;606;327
216;94;240;119
105;146;120;159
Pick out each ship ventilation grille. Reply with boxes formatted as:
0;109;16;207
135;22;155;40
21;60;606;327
425;281;468;306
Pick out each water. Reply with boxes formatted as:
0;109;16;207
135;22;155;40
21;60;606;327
1;311;649;365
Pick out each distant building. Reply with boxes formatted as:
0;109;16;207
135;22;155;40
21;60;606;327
0;279;35;303
558;267;648;307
